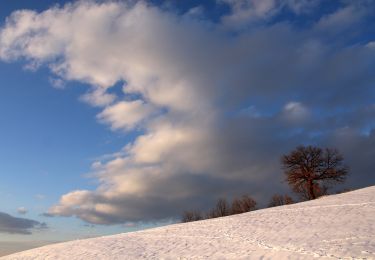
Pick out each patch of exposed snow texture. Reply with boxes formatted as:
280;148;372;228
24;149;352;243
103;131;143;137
3;186;375;259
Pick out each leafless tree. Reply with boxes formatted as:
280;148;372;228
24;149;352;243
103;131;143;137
206;198;230;218
282;145;348;200
268;194;294;207
183;195;257;221
231;195;257;214
206;208;218;219
181;210;203;223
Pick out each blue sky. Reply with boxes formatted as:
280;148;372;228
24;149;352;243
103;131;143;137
0;0;137;249
1;0;375;255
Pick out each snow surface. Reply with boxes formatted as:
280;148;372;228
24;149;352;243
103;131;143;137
3;186;375;259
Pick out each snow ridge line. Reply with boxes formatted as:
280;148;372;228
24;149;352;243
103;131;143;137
261;202;375;213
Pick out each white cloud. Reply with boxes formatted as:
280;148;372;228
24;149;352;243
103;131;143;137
97;100;153;131
219;0;319;28
17;207;28;215
49;77;65;89
1;0;375;224
80;88;117;107
220;0;279;27
282;101;309;122
129;122;201;164
314;5;364;34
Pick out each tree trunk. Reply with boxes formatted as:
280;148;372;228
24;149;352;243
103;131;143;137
308;179;316;200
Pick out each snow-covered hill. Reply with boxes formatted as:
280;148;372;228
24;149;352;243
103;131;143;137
3;186;375;259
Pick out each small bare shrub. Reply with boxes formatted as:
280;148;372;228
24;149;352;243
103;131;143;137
268;194;294;207
181;210;203;223
231;195;257;214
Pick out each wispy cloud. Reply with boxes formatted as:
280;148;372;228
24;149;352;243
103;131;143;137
17;207;28;215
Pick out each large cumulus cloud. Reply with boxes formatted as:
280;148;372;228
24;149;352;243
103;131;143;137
1;0;375;224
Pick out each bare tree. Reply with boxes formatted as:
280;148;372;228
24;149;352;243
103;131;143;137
184;194;257;221
231;195;257;214
181;210;203;223
268;194;294;207
206;198;230;218
206;208;217;219
282;145;348;200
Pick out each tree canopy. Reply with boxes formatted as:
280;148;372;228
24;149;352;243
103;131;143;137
282;145;348;200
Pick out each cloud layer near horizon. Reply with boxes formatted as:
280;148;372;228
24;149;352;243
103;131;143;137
1;0;375;224
0;212;47;235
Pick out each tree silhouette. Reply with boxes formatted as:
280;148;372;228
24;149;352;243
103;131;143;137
181;210;203;222
268;194;294;207
282;145;348;200
231;195;257;214
207;198;230;218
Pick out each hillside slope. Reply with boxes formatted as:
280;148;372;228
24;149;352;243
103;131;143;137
3;186;375;259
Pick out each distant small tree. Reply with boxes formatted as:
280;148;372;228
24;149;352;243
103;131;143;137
206;208;217;219
282;145;348;200
206;208;218;219
181;210;203;223
231;195;257;214
183;194;257;221
268;194;294;207
207;198;230;218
